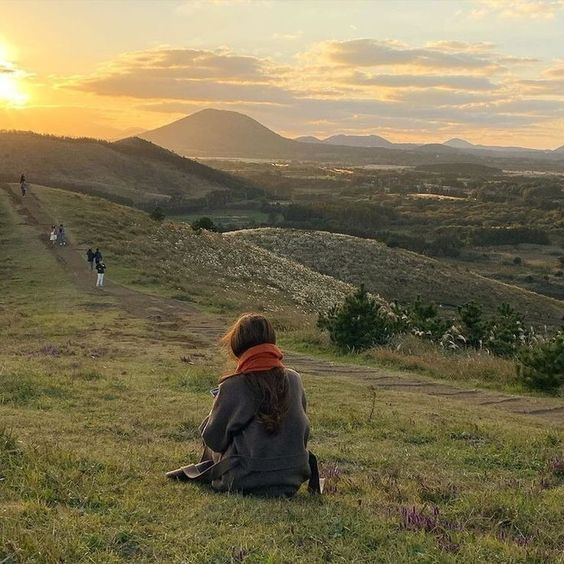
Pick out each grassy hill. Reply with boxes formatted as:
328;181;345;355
0;131;258;207
1;185;563;562
230;228;564;328
32;185;352;320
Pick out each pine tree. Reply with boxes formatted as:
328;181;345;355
518;332;563;393
318;285;391;351
458;301;486;348
487;303;527;357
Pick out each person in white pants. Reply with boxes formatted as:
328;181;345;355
95;261;106;288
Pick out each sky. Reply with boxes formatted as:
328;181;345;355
0;0;563;148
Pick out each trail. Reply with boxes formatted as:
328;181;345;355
3;183;563;424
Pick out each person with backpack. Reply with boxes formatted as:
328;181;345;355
95;261;106;288
166;313;320;496
93;248;102;265
86;248;95;271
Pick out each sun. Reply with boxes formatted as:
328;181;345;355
0;55;29;107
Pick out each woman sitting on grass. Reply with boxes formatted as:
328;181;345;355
167;313;318;497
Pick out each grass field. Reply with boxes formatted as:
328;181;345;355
445;243;564;301
33;186;350;320
1;187;563;562
231;228;564;328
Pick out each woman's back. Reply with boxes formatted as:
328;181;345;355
201;368;311;496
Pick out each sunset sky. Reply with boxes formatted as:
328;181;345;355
1;0;563;148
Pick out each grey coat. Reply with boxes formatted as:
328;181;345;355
180;369;313;497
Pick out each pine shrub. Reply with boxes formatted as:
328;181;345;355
517;332;563;393
318;285;391;351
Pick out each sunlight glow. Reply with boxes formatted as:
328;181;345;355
0;62;29;106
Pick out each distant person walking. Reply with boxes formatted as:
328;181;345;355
95;261;106;288
49;225;57;245
57;224;66;246
86;248;95;271
20;174;27;196
93;248;102;265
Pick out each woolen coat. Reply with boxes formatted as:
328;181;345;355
179;369;313;497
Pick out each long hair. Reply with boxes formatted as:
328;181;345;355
221;313;290;434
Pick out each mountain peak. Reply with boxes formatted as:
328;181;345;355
323;134;393;148
295;135;323;144
444;138;475;149
141;108;295;157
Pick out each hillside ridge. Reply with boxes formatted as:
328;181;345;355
0;129;259;207
230;227;564;328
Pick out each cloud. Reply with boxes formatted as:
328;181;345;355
544;62;564;77
470;0;564;19
425;41;496;53
102;47;274;81
79;75;295;103
66;40;564;143
519;77;564;95
349;72;498;91
0;63;15;74
72;47;297;104
317;39;498;71
391;88;499;106
489;98;564;114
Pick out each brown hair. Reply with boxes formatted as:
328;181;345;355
221;313;289;434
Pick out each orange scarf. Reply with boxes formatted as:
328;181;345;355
222;343;285;381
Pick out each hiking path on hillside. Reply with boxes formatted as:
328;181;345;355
3;183;563;424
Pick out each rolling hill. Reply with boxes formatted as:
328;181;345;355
229;228;564;328
31;185;353;317
0;131;258;207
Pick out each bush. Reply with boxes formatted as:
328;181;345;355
407;295;451;340
191;217;218;232
458;302;487;349
487;303;528;358
517;332;564;393
149;207;165;222
318;285;392;351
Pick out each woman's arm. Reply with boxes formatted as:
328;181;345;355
201;376;255;454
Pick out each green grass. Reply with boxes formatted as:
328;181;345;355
34;186;349;321
1;187;563;562
279;330;558;397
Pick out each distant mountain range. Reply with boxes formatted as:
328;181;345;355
0;131;257;207
296;134;396;149
140;108;564;170
297;133;560;155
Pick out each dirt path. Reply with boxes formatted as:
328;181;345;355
4;183;563;424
